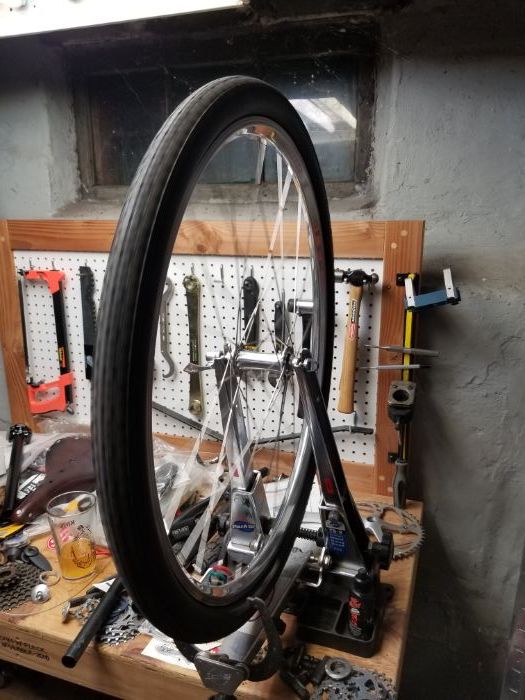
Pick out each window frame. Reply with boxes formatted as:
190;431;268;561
70;27;376;199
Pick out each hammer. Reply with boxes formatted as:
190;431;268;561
336;269;378;414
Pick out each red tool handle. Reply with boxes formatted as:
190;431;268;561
24;269;65;294
27;372;73;414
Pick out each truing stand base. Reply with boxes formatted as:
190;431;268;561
295;574;394;658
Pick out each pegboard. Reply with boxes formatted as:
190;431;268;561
1;218;425;496
13;250;382;466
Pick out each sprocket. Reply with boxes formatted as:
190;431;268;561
358;501;424;560
311;664;397;699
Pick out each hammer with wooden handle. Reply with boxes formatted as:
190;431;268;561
336;269;379;414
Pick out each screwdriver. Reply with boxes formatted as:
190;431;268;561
365;344;439;357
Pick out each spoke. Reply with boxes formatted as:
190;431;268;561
285;192;305;349
243;364;288;471
162;353;233;530
269;373;289;476
194;462;228;574
255;138;267;185
202;262;229;346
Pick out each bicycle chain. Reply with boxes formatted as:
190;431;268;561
357;501;424;560
0;562;40;610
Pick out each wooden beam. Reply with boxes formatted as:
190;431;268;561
0;222;35;428
7;219;386;259
374;221;424;495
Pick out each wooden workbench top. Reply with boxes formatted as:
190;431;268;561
0;495;422;699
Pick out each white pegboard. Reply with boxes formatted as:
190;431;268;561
14;251;382;465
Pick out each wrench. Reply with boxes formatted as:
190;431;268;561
160;278;176;379
183;273;204;417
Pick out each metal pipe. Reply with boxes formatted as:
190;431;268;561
62;578;124;668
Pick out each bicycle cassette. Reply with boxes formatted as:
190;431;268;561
311;666;397;700
0;561;41;610
358;502;424;560
97;597;143;646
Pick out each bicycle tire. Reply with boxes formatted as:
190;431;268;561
93;76;334;642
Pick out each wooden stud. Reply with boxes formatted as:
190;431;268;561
374;221;424;495
0;222;35;428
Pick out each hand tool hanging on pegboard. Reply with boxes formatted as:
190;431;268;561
384;268;460;507
183;269;204;417
18;267;74;414
79;265;97;381
242;269;260;350
160;277;176;379
336;268;379;415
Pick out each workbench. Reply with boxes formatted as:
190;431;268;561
0;494;421;699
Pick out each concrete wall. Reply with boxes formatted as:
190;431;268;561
373;50;525;698
1;5;524;698
0;37;79;427
0;37;79;218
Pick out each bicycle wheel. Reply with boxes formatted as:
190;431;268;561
93;76;334;643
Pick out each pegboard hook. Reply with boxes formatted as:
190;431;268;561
213;264;225;286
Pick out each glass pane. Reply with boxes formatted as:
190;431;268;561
86;57;358;186
88;70;168;186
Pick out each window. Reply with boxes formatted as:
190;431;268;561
71;23;374;195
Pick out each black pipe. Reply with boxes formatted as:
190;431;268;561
62;578;124;668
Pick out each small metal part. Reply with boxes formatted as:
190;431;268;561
62;601;71;622
325;657;352;681
39;569;60;586
31;583;50;603
160;277;176;379
404;276;416;308
443;267;455;299
21;545;52;571
387;381;416;408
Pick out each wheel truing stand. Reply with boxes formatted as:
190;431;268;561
177;349;393;695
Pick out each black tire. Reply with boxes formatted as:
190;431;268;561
93;76;334;642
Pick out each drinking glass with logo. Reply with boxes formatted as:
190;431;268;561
47;491;97;580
